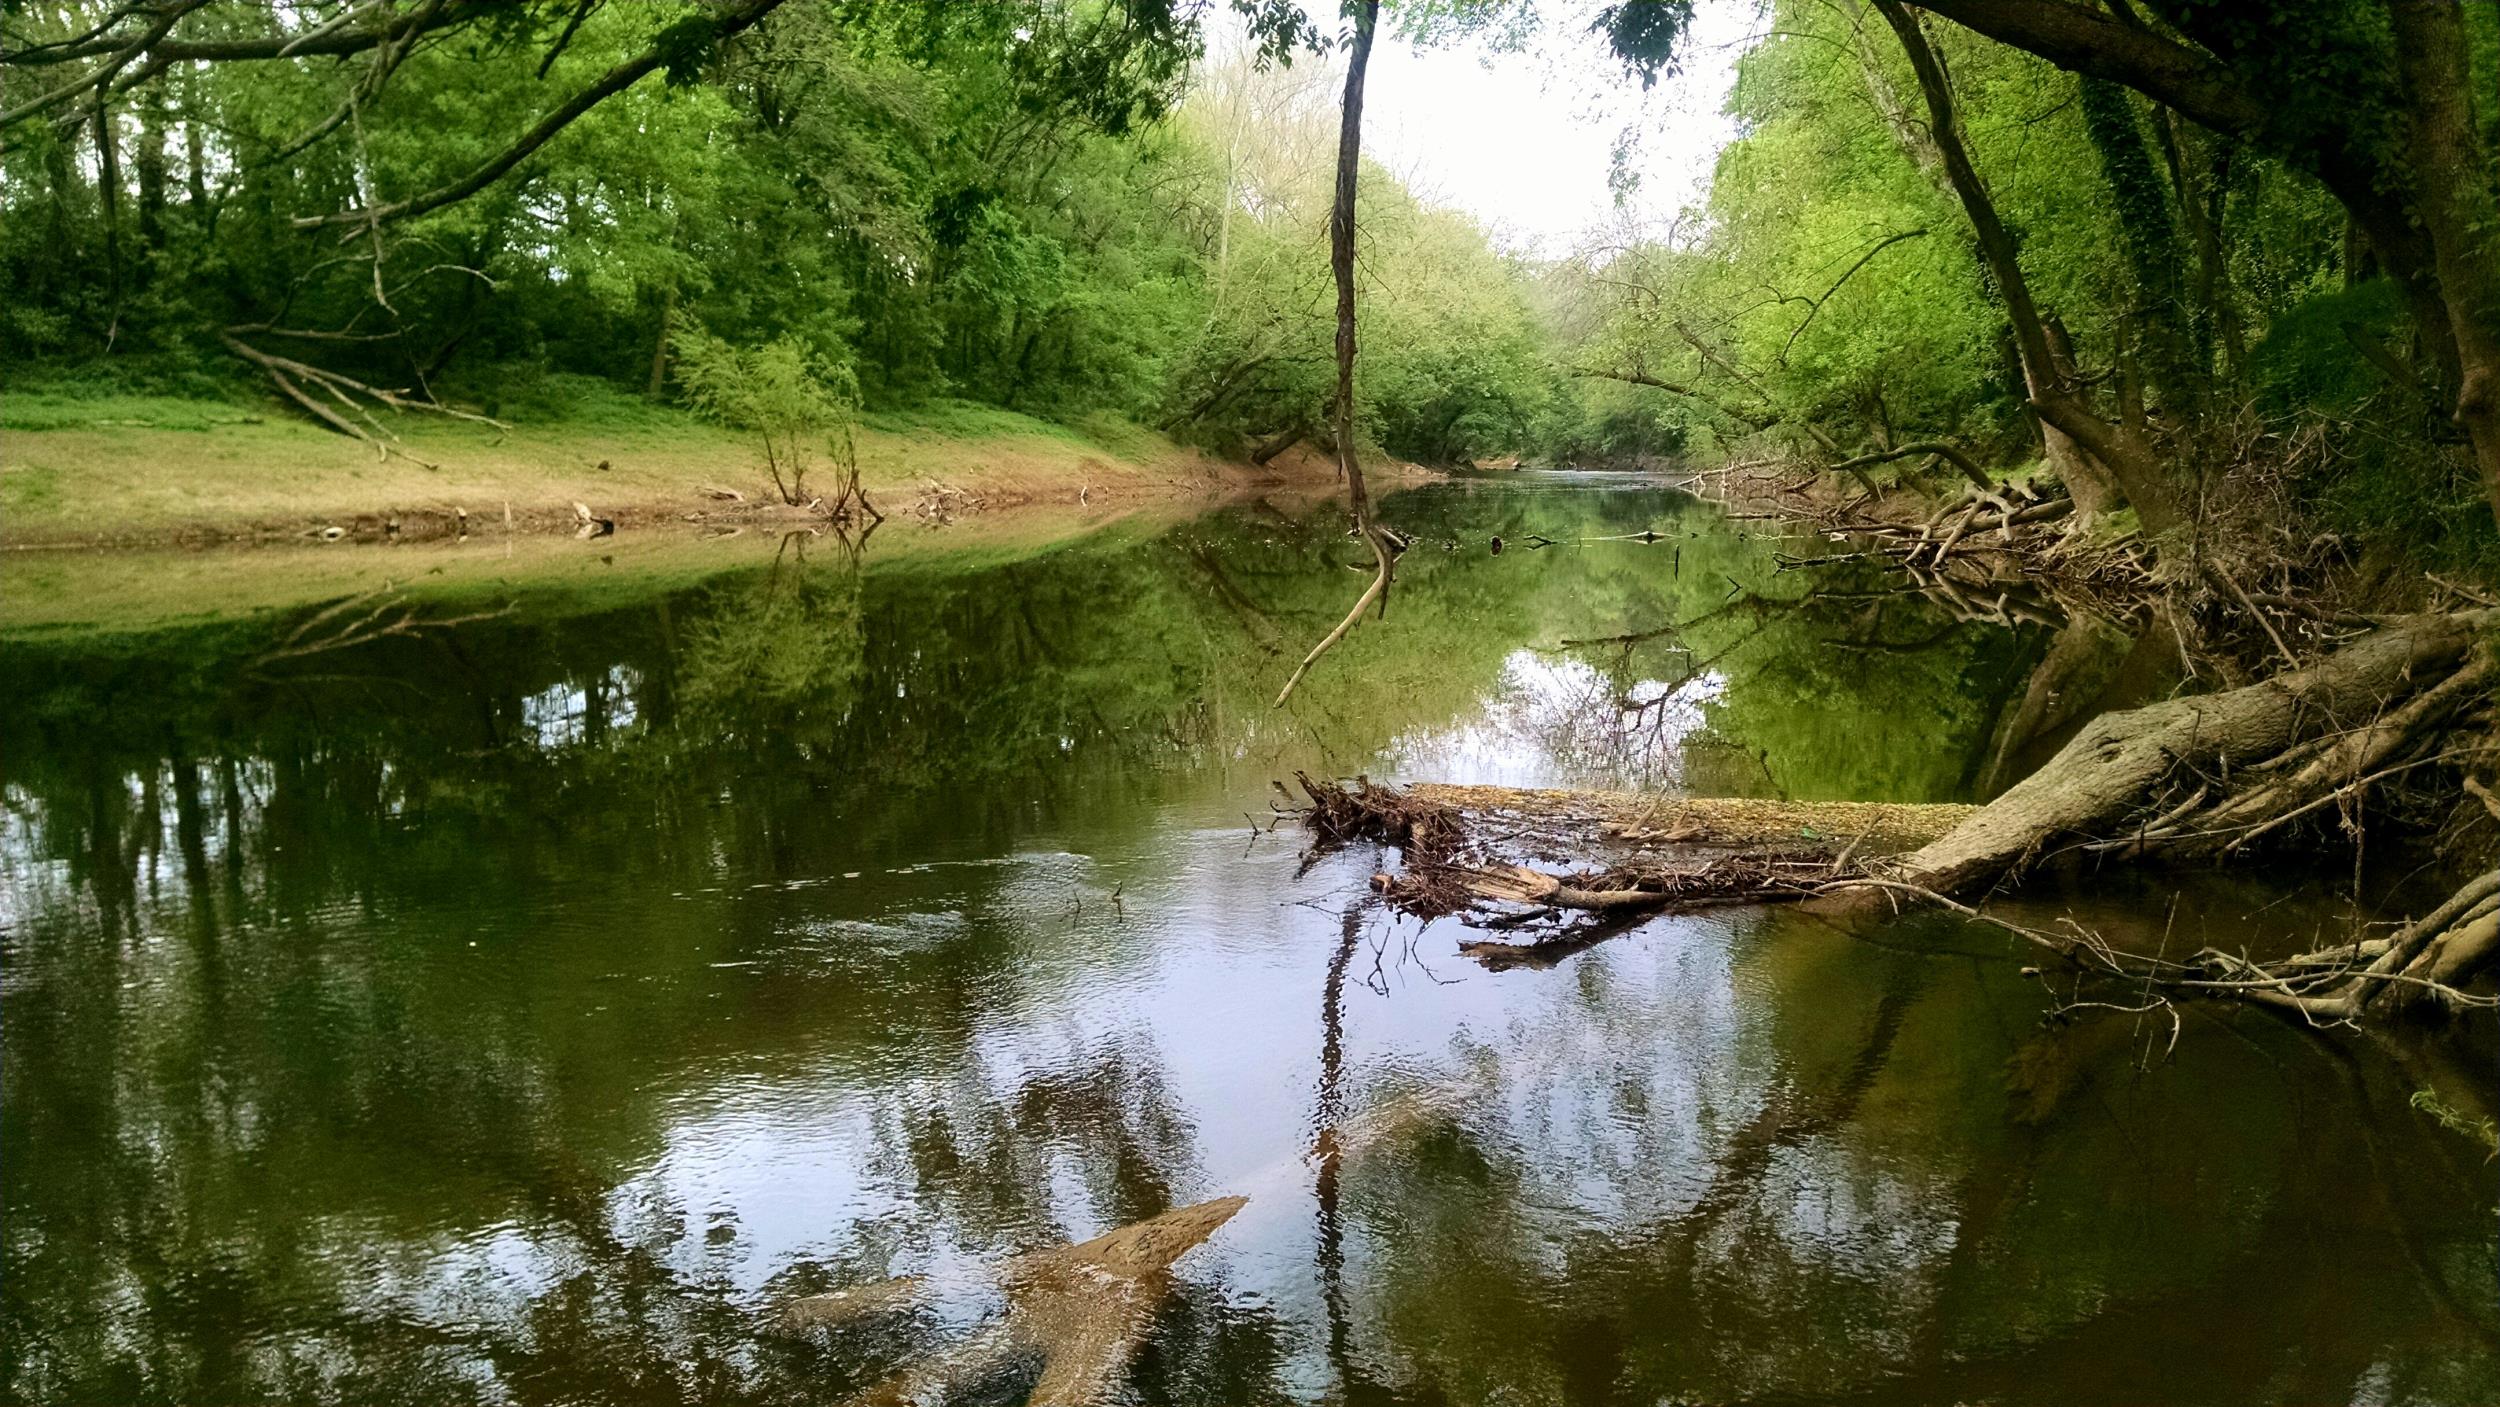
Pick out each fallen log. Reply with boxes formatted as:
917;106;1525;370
1289;611;2500;1019
1400;782;1973;853
1897;609;2495;894
784;1196;1247;1407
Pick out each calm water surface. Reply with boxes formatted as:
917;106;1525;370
4;475;2495;1404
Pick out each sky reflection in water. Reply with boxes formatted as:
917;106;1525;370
3;475;2494;1405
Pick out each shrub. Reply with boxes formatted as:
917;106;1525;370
670;326;860;505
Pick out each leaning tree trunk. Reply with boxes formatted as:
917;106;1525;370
1874;1;2183;535
1897;610;2494;895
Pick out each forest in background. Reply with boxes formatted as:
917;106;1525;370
6;0;2497;579
0;0;1599;475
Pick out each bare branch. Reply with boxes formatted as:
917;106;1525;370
1828;439;1992;489
1778;227;1927;366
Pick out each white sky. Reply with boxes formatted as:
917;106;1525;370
1346;3;1759;255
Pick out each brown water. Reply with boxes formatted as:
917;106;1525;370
3;474;2494;1404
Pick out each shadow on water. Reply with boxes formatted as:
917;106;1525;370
2;473;2493;1404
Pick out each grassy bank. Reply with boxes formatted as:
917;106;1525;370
0;376;1293;549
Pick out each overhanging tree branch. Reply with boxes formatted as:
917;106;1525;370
1778;227;1928;366
3;0;494;68
1830;440;1993;489
1567;365;1779;429
1904;0;2265;134
0;0;204;127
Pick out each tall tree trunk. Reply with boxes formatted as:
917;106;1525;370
1330;0;1380;514
2388;0;2500;532
1874;2;2181;533
1272;0;1388;708
2173;125;2243;377
180;65;212;234
2078;76;2194;412
135;86;169;250
93;92;123;344
648;282;677;398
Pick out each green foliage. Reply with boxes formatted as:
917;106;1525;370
2248;282;2499;572
2245;282;2405;415
0;0;1558;470
1532;385;1686;467
1149;55;1560;465
671;326;861;504
1533;0;2490;587
2409;1088;2499;1158
1594;1;1697;86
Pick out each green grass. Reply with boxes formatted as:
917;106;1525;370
453;370;695;432
1;389;278;433
858;398;1163;462
1;370;1227;549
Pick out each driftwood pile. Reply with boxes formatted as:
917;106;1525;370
1776;480;2157;628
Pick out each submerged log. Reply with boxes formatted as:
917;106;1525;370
783;1196;1247;1407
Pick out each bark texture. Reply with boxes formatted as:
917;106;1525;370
1898;610;2494;893
1874;2;2181;532
2387;0;2500;528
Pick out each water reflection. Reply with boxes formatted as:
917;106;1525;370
3;477;2493;1404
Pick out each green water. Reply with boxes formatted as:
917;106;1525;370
3;475;2494;1404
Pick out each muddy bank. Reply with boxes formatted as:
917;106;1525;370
0;456;1441;640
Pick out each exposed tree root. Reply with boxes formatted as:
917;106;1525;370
1774;478;2159;629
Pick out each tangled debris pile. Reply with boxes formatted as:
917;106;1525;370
1289;773;1951;924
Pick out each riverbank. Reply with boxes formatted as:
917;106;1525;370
0;387;1445;636
0;385;1369;550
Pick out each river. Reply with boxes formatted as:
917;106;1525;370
3;473;2494;1404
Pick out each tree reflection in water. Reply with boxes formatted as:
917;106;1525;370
4;480;2492;1404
